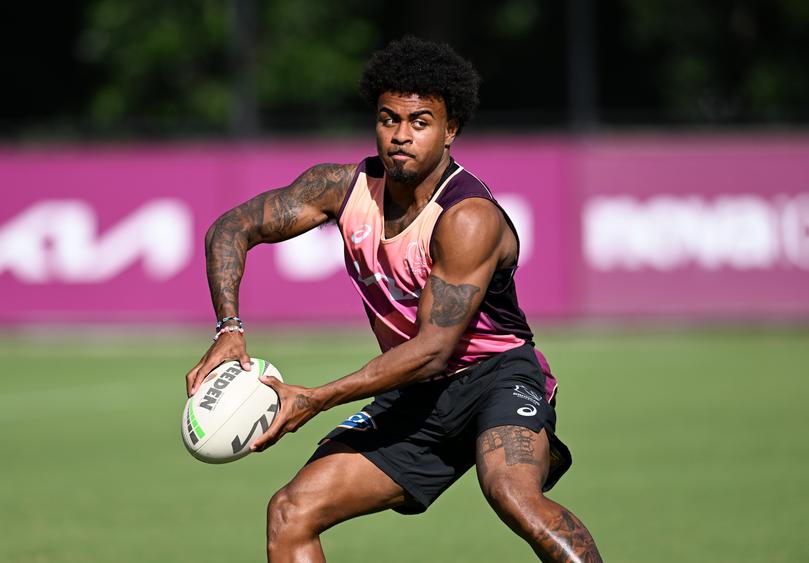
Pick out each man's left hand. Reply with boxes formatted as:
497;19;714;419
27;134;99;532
250;376;324;452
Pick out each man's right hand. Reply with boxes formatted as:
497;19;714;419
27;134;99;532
185;332;252;397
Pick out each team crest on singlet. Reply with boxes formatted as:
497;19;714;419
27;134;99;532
405;242;429;277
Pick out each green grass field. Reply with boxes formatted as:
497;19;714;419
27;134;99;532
2;325;808;563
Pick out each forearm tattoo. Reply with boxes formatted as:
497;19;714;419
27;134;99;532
428;275;481;327
205;198;262;317
205;163;352;317
478;426;541;467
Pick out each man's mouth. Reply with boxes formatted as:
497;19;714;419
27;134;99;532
389;150;415;159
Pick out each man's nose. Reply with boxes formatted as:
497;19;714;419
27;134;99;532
392;122;412;144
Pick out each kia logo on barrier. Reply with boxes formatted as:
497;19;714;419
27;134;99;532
0;199;193;283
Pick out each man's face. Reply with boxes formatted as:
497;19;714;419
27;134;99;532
375;92;458;186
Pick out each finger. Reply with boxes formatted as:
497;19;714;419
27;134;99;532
250;425;281;452
240;353;252;371
250;407;287;452
191;358;218;395
185;371;194;397
259;374;283;389
189;367;206;396
185;362;204;397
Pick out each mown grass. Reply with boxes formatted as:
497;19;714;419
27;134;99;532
1;326;807;562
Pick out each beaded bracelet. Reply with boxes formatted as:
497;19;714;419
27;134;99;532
212;325;244;342
216;316;243;331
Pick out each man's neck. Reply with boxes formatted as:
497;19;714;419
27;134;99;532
385;151;453;212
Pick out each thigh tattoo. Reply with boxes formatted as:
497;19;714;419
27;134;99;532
478;426;541;467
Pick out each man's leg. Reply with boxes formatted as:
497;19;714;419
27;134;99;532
476;426;603;563
267;440;407;563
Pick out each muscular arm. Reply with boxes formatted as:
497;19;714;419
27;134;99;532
253;198;518;448
205;163;356;319
185;163;355;396
319;198;515;402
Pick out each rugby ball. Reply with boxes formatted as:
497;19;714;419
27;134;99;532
182;358;283;464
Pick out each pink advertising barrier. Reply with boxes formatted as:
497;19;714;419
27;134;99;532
0;140;571;322
1;136;808;323
576;137;809;318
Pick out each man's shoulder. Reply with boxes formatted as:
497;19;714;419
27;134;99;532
435;164;495;210
432;164;513;256
357;155;385;179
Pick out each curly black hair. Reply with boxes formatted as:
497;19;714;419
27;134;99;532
359;36;481;133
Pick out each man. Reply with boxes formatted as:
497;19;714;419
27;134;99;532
186;36;602;562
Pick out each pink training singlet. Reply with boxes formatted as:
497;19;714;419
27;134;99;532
337;156;557;400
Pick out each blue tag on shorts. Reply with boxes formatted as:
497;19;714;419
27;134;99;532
337;410;376;431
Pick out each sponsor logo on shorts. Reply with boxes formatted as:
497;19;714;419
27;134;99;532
337;410;376;431
512;384;543;406
517;404;538;417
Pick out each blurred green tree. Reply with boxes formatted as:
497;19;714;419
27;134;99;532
618;0;809;122
5;0;808;138
79;0;380;135
79;0;230;133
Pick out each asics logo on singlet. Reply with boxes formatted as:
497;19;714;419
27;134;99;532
350;224;372;244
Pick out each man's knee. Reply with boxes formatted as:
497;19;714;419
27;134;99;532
482;472;545;516
481;477;554;545
267;485;323;546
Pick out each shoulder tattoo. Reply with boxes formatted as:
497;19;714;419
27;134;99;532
205;163;353;315
259;163;354;241
428;275;481;327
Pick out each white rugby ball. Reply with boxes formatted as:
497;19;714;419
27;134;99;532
182;358;283;464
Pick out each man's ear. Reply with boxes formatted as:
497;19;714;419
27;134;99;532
445;119;460;148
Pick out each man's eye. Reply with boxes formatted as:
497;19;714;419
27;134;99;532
413;120;427;129
380;117;395;126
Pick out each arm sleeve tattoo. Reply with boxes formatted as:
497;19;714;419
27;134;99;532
204;163;353;318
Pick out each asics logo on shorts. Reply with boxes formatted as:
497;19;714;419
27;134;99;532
517;404;538;417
